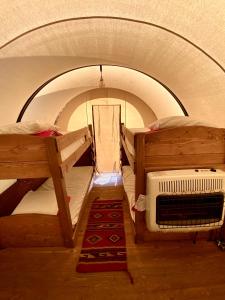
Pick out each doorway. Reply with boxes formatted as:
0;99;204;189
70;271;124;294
92;105;121;173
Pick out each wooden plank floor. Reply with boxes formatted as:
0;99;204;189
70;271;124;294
0;174;225;300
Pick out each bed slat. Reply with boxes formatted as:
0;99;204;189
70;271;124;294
145;126;225;142
145;139;225;156
56;127;89;151
144;153;225;167
0;162;51;179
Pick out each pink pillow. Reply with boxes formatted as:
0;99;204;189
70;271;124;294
33;130;62;137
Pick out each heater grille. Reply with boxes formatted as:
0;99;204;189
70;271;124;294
156;192;224;228
159;178;223;194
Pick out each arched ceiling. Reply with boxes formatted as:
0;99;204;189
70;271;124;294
0;1;224;127
22;66;185;123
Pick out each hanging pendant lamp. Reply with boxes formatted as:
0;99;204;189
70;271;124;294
99;65;105;88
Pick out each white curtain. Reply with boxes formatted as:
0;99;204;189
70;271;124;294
93;105;121;173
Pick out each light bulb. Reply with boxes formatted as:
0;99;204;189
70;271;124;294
99;77;105;88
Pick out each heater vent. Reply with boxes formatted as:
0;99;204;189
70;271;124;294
146;169;225;232
159;178;223;193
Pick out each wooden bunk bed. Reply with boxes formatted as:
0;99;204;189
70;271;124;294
0;127;93;248
121;124;225;243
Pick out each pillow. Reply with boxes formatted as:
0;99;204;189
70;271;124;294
0;121;59;135
33;130;62;137
148;116;218;131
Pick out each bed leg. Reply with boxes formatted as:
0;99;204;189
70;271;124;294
134;211;145;243
135;233;144;244
63;236;74;248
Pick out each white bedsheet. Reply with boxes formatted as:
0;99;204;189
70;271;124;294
0;179;17;193
66;167;93;225
12;166;93;225
122;166;135;221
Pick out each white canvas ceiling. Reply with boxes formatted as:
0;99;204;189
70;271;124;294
0;1;224;126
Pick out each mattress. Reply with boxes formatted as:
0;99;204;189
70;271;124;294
66;166;93;225
12;166;93;225
125;128;149;156
12;191;58;215
122;166;135;221
38;166;93;191
0;179;17;193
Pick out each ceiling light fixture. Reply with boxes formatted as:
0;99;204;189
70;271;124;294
99;65;105;88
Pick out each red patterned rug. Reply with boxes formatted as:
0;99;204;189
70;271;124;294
76;198;128;273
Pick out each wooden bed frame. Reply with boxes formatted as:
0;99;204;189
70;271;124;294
121;124;225;243
0;127;93;248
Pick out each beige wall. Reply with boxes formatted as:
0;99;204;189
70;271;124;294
56;88;156;130
68;99;144;131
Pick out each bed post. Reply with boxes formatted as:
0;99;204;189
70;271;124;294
134;133;147;243
45;138;74;248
